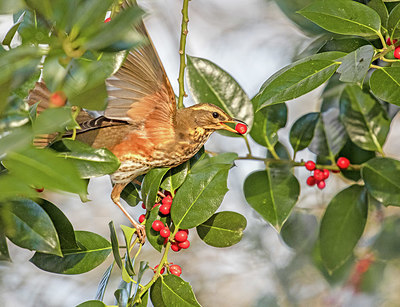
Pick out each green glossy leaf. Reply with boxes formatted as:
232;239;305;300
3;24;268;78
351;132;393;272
266;142;291;160
33;107;79;135
76;300;106;307
372;217;400;260
281;212;318;253
250;102;287;148
0;126;33;156
196;211;247;247
109;221;122;269
37;199;78;250
2;199;62;255
114;281;130;307
30;231;111;274
145;206;168;252
338;139;375;182
337;45;374;84
319;38;371;54
0;232;11;261
0;174;37;201
161;161;190;194
370;68;400;105
2;11;25;46
186;56;254;129
51;139;120;178
368;0;389;29
340;85;389;152
273;0;326;35
388;3;400;39
298;0;381;37
319;185;368;272
121;182;141;207
309;81;348;161
289;112;319;154
171;156;232;229
84;5;144;52
362;157;400;206
161;275;201;307
120;225;135;276
3;146;87;195
257;60;340;110
136;289;149;307
95;263;114;301
142;168;170;210
244;166;300;231
151;278;166;307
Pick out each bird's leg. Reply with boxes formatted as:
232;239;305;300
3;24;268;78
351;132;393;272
111;182;146;244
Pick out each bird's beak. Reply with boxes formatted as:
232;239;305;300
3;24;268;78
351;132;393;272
218;118;248;134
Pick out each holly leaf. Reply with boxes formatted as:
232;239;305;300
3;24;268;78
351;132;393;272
319;185;368;272
337;45;374;84
289;112;319;155
370;67;400;105
161;275;201;307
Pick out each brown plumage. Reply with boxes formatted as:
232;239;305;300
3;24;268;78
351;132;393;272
28;11;243;243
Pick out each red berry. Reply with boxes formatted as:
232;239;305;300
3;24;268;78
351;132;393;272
153;203;160;209
49;91;66;107
304;161;316;171
322;169;330;180
163;237;169;245
152;220;164;232
306;176;316;186
395;47;400;59
171;242;181;252
141;203;146;209
235;123;247;134
159;227;170;238
178;240;190;249
337;157;350;169
138;214;145;223
162;195;173;206
174;230;188;242
387;37;398;45
181;229;189;235
313;169;324;182
159;204;171;215
169;264;182;276
104;17;111;23
317;180;326;190
35;187;44;193
154;265;165;274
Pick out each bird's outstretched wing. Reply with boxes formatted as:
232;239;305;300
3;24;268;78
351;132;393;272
105;12;177;145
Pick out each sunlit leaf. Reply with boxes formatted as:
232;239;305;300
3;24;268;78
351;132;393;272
30;231;111;274
299;0;381;37
51;139;120;178
197;211;247;247
161;275;201;307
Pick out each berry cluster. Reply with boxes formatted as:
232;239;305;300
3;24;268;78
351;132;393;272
305;157;350;190
150;194;191;252
152;263;182;277
387;37;400;59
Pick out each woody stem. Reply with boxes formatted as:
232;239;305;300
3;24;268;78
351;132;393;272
177;0;190;109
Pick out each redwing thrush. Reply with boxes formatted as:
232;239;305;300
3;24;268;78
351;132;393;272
28;12;245;243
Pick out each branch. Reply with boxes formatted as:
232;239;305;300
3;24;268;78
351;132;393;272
177;0;190;109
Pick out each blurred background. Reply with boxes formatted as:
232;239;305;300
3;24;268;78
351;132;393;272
1;0;400;306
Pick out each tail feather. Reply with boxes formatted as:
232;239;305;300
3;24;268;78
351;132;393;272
27;81;51;113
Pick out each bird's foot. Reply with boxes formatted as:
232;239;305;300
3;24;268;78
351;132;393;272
136;224;146;244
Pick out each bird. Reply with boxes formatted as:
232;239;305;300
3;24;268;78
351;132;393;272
28;7;245;243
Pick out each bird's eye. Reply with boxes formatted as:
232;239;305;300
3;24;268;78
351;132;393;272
212;112;219;118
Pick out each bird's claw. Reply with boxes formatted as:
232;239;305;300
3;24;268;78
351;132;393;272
136;224;146;244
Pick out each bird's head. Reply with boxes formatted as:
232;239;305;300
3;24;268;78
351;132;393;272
184;103;246;133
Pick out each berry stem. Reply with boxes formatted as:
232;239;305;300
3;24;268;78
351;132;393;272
177;0;190;109
242;134;253;157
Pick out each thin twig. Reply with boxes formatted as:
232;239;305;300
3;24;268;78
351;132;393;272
177;0;190;109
